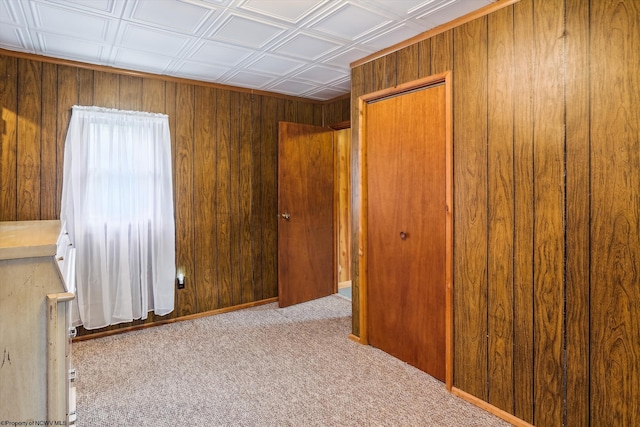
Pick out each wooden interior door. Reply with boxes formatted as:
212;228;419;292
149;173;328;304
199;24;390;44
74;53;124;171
278;122;335;308
366;84;447;381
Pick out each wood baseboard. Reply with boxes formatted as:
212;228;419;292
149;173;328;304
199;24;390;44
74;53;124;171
73;297;279;342
451;387;534;427
348;333;363;344
338;280;352;289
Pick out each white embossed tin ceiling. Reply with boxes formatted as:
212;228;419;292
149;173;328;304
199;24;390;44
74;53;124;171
0;0;495;100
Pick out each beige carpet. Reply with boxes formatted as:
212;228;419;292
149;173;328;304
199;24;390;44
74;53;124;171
73;295;512;426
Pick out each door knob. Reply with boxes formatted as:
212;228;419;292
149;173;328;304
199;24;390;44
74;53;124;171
280;213;291;220
399;231;407;240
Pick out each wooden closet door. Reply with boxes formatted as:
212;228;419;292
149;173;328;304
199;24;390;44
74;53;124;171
366;84;447;381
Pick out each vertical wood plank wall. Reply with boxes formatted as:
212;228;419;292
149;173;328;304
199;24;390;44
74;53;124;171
589;0;640;425
350;0;640;425
0;52;348;335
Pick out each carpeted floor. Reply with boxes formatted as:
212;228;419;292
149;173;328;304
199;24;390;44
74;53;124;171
73;295;512;426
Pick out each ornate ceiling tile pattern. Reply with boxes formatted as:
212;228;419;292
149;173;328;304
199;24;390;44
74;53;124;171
0;0;494;100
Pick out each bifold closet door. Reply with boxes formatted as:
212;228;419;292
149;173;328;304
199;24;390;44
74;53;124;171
366;84;447;381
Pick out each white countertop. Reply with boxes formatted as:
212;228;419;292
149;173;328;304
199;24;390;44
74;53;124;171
0;220;61;260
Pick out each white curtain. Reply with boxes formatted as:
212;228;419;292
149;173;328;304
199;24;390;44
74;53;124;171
61;105;175;330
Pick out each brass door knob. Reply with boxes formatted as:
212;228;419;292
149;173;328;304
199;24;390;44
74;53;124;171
400;231;407;240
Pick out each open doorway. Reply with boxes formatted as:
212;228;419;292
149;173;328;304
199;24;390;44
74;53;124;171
333;124;352;301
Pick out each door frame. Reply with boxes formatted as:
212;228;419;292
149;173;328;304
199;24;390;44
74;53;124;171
357;71;453;390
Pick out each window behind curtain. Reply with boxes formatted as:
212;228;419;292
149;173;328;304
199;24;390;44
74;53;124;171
61;106;175;330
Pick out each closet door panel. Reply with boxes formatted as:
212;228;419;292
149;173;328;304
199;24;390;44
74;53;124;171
367;84;447;381
367;96;407;361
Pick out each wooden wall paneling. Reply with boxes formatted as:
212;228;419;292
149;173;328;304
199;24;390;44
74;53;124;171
512;0;535;422
118;75;142;111
350;66;365;337
216;89;232;308
564;0;590;424
312;103;324;126
174;83;196;317
396;44;419;85
531;0;565;425
311;100;324;126
17;58;42;220
430;30;453;75
142;78;165;114
342;98;350;123
326;101;340;127
297;101;314;125
452;18;489;400
194;86;218;312
238;92;254;304
384;51;397;88
486;5;515;413
251;94;264;301
323;99;349;127
417;39;431;79
322;101;335;126
261;96;278;299
0;55;18;220
92;71;118;108
314;101;325;125
338;98;345;123
362;61;374;96
590;0;640;424
229;91;242;306
77;68;93;106
40;62;57;220
372;57;387;92
283;99;296;123
55;65;78;216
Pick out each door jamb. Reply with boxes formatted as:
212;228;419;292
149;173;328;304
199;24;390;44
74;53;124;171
357;71;453;390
